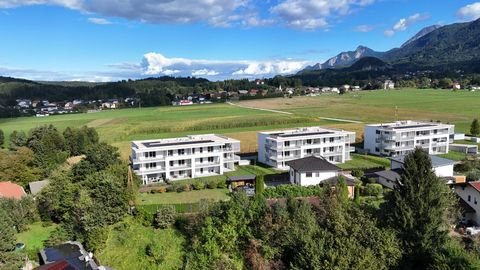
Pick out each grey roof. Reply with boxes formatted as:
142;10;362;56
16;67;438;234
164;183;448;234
374;169;402;182
227;175;256;182
391;124;434;130
286;156;340;172
29;180;49;195
390;155;456;168
143;140;214;148
278;131;333;138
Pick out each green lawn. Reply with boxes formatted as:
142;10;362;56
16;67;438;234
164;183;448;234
439;151;468;161
2;89;479;159
97;218;185;270
16;222;57;253
339;153;390;170
137;189;230;205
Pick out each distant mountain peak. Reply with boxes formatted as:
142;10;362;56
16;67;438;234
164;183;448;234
401;25;441;48
304;45;384;71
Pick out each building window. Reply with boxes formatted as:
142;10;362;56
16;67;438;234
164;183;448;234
200;168;204;173
208;146;214;152
316;172;320;177
169;161;174;167
306;172;312;178
168;150;173;156
208;157;214;163
200;147;203;153
306;149;312;154
468;195;471;202
475;198;478;205
329;137;334;143
285;151;290;156
179;160;185;166
306;139;312;144
178;149;185;155
376;130;380;134
284;141;290;147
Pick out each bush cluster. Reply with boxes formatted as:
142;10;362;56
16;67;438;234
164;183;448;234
149;179;228;194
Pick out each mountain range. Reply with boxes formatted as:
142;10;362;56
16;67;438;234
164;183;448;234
301;19;480;72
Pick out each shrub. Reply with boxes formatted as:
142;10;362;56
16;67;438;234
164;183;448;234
255;175;265;195
467;170;480;181
206;181;217;189
176;184;191;193
166;185;176;192
192;181;206;190
363;183;383;197
351;169;365;178
154;207;176;229
216;181;227;189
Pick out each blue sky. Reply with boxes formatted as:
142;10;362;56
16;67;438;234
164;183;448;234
0;0;479;81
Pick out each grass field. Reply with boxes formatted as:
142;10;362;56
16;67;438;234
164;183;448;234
16;222;57;254
339;153;390;170
1;89;479;160
137;189;230;205
97;218;185;270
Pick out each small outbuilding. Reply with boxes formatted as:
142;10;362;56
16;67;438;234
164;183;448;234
227;175;256;196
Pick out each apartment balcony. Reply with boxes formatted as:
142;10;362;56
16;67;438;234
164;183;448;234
348;146;356;152
169;164;192;171
137;167;166;174
195;162;221;168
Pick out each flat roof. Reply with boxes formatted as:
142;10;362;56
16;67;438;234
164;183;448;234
132;134;239;150
278;131;334;138
368;120;453;130
227;175;256;182
143;140;214;148
390;155;457;167
260;126;353;138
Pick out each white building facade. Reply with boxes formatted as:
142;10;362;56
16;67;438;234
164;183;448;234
258;127;356;170
131;134;240;185
364;121;454;157
455;181;480;225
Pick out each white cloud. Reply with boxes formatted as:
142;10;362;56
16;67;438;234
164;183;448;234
88;17;112;24
457;2;480;20
384;12;429;36
0;0;81;9
383;29;395;37
140;52;309;78
271;0;375;30
355;24;373;32
192;69;220;76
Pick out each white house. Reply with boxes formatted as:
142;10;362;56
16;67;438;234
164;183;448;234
364;120;454;157
384;80;395;89
454;181;480;225
286;156;341;186
258;127;356;170
374;155;457;189
131;134;240;185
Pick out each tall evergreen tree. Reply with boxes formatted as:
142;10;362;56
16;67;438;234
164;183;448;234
0;129;4;148
471;118;480;136
388;148;453;269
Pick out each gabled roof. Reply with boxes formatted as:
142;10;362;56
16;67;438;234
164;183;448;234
321;176;356;186
469;181;480;192
374;169;402;182
0;181;26;200
390;155;457;168
286;156;340;172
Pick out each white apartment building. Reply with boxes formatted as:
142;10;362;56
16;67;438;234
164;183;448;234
364;120;454;157
258;127;356;170
131;134;240;185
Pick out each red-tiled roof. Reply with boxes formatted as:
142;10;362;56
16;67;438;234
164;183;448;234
0;181;26;200
468;181;480;192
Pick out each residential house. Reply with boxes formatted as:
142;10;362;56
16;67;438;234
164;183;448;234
374;155;460;189
384;80;395;89
452;83;461;90
16;99;32;108
0;181;26;200
286;156;356;197
340;85;351;92
238;90;249;95
331;87;340;93
249;89;259;96
454;181;480;225
352;86;361;91
255;79;265;85
131;134;241;185
258;126;356;170
364;120;454;157
450;144;478;154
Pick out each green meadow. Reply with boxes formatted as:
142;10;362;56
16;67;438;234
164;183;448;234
1;89;479;159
